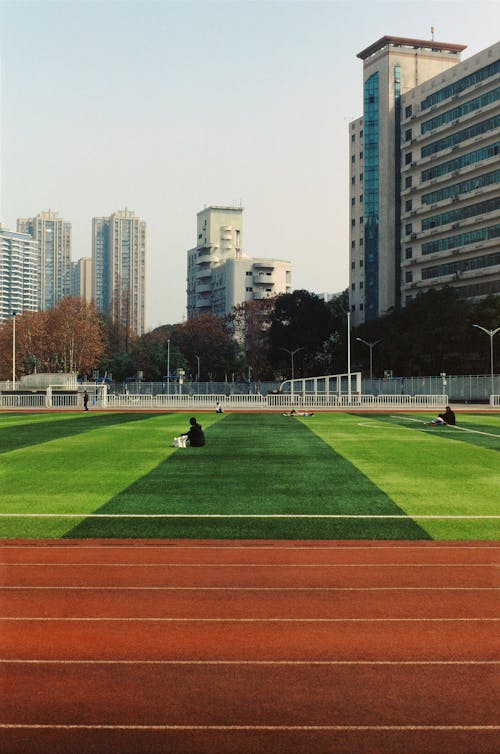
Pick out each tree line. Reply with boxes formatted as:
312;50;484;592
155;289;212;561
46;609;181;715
0;289;498;383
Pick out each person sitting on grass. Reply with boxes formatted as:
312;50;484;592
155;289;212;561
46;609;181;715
185;416;205;446
429;405;456;426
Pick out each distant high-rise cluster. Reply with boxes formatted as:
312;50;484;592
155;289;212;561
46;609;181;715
349;37;500;326
0;209;146;333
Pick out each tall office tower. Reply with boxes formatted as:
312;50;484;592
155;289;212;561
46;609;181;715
17;210;71;311
187;206;292;319
399;42;499;306
92;209;146;335
0;224;40;322
349;36;466;326
70;257;93;303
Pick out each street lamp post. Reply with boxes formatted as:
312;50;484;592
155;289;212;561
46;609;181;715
355;338;382;382
280;347;304;400
166;338;171;395
473;324;500;399
12;311;17;389
195;355;200;385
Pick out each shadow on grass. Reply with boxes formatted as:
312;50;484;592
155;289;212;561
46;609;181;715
64;413;430;540
0;412;157;455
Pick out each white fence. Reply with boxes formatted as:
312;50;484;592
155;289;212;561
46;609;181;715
0;391;449;410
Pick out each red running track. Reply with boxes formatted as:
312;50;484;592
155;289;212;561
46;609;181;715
0;539;499;754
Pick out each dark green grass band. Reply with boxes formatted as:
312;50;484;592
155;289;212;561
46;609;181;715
63;414;429;540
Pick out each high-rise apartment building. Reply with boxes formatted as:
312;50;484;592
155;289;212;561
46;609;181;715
187;206;292;319
92;209;146;335
349;36;499;326
0;224;40;322
17;210;71;311
70;257;92;303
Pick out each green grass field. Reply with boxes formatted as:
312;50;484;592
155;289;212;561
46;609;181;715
0;410;498;540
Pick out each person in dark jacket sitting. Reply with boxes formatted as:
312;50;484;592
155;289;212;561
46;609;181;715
186;417;205;446
430;406;456;426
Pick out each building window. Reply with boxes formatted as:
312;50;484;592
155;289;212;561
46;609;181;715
352;197;356;205
245;270;252;276
360;238;364;246
351;219;356;227
405;152;413;165
359;151;363;159
351;283;355;291
245;287;253;292
405;175;413;189
360;281;364;289
405;105;412;118
405;128;412;141
352;134;355;141
405;270;413;283
352;261;355;269
405;223;413;235
351;241;356;249
406;247;413;259
352;177;356;185
360;259;364;267
359;216;364;224
352;155;355;163
405;199;413;212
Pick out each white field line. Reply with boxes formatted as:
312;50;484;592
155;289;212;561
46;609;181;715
0;724;498;731
1;544;498;550
1;513;498;519
389;415;500;438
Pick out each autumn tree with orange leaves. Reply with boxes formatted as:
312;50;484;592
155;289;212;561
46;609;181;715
0;297;105;380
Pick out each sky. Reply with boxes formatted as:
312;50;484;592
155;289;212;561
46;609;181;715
1;0;498;329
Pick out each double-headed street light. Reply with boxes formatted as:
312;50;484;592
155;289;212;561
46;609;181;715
355;337;382;382
280;347;304;399
472;324;500;398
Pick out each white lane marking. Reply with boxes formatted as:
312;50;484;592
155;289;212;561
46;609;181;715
2;659;498;665
2;562;496;567
0;616;500;623
1;586;498;591
0;724;498;731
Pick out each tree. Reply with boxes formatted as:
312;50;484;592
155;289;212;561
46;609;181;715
268;290;334;377
227;298;276;380
172;314;241;380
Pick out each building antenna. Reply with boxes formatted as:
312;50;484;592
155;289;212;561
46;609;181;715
431;26;435;41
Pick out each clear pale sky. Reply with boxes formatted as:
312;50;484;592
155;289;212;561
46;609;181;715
1;0;498;329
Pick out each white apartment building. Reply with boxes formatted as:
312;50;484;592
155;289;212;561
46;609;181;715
92;209;146;335
0;224;40;322
17;210;71;311
187;206;291;319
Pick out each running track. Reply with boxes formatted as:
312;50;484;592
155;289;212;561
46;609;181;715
0;540;498;754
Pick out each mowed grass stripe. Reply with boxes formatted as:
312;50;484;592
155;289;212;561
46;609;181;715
64;413;428;540
0;413;223;538
305;413;500;540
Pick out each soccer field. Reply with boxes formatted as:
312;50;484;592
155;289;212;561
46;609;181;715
0;411;498;540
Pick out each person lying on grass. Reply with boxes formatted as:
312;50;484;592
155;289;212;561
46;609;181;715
283;409;315;417
429;406;456;426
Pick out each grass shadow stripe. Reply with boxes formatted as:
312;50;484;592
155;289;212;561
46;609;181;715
63;414;429;540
